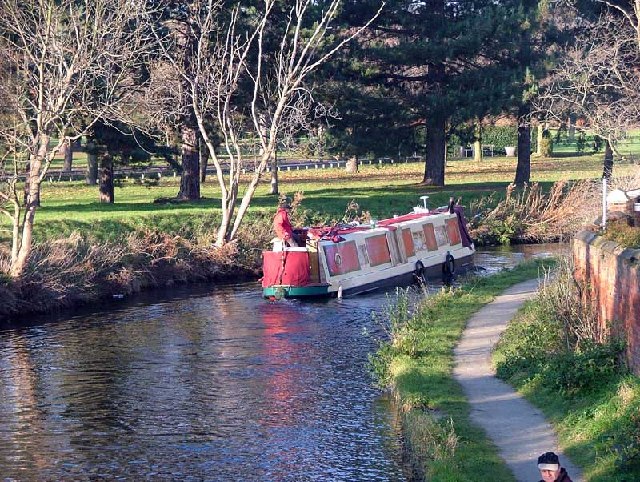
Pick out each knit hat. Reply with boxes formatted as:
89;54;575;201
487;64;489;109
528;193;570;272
537;452;560;471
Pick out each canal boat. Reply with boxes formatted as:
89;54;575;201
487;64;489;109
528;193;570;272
261;197;475;299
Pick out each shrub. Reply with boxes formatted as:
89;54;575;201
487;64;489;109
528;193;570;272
470;180;602;245
482;126;518;151
603;220;640;249
539;129;554;157
542;339;626;395
495;258;626;397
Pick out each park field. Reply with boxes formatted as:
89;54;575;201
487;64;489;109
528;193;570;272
12;152;637;245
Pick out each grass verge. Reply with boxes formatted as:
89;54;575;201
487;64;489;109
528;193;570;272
493;262;640;481
369;259;555;480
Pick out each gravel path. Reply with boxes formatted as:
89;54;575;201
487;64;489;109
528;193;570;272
453;278;583;482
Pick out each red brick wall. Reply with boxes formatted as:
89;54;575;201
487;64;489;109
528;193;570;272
573;232;640;375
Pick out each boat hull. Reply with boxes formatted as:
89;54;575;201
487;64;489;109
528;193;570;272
263;284;331;299
262;251;474;299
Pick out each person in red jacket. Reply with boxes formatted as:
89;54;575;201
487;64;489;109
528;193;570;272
273;198;298;247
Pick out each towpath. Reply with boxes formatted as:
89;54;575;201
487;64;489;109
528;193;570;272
453;278;584;482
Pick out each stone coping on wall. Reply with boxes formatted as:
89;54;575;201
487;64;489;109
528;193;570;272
575;230;640;262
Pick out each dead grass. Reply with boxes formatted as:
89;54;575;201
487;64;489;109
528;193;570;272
470;179;603;244
537;257;602;347
0;226;269;321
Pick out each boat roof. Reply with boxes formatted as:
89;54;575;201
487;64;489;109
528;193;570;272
307;209;452;240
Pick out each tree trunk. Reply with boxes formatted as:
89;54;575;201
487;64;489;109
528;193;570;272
11;135;49;277
568;114;576;142
345;155;359;173
177;124;200;200
514;104;531;186
473;121;482;162
61;138;73;172
422;112;446;186
269;151;279;195
99;154;115;204
536;123;544;156
22;158;40;207
199;137;209;183
316;124;325;160
86;139;98;185
602;140;614;179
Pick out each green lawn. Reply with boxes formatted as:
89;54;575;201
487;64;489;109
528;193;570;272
3;152;638;244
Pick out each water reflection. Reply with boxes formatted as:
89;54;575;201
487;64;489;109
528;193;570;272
0;286;405;480
474;242;569;274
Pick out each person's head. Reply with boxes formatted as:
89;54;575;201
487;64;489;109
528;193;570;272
279;197;292;210
538;452;561;482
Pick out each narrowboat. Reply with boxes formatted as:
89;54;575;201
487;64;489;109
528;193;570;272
262;197;475;299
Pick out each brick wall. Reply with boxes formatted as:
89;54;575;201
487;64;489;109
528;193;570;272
573;232;640;375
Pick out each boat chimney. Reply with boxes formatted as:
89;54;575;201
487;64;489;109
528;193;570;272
448;197;455;214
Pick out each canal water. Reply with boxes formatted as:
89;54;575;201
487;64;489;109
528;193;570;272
0;245;566;481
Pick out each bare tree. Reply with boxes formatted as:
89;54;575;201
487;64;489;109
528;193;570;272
597;0;640;49
534;14;640;175
147;0;382;246
0;0;155;277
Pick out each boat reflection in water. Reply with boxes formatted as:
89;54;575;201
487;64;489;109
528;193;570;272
0;284;406;480
254;299;406;480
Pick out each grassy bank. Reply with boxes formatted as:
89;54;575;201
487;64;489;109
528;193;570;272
493;262;640;481
0;230;263;321
368;260;554;480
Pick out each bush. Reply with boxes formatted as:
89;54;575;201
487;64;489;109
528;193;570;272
539;129;554;157
542;340;625;395
603;220;640;249
494;258;624;396
482;126;518;152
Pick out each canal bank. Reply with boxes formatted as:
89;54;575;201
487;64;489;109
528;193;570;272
0;232;262;324
492;260;640;481
454;278;582;482
380;256;640;481
369;260;556;480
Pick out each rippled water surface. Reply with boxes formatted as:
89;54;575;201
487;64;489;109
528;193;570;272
0;285;408;481
0;244;565;481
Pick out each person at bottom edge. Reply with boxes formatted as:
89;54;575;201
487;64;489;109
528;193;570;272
538;451;573;482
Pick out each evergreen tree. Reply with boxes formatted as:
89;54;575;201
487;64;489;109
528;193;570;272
90;121;155;204
332;0;529;186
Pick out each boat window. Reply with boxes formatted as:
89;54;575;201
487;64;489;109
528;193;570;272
365;234;391;267
323;241;361;276
402;228;415;257
445;218;462;245
434;225;449;247
422;224;439;251
412;230;427;251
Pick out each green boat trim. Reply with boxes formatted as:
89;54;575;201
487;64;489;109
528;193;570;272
263;284;331;299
